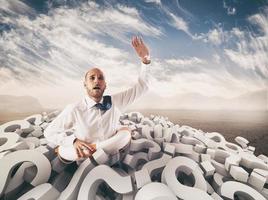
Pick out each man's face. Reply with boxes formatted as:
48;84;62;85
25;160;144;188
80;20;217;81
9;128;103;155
84;68;106;100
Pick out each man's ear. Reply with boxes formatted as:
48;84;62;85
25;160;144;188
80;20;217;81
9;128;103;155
83;82;87;88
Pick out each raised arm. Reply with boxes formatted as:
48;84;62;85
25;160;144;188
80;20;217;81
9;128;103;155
112;36;151;111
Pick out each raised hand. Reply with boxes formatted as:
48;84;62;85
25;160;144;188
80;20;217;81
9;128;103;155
132;36;151;64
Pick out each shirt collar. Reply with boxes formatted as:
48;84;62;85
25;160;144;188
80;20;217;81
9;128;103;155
84;95;103;109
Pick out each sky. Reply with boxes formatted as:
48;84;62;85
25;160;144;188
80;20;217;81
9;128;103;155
0;0;267;110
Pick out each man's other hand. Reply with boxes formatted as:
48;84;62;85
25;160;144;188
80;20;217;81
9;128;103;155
132;36;151;64
73;138;96;158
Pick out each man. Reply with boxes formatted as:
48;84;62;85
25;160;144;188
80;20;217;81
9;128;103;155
44;36;151;162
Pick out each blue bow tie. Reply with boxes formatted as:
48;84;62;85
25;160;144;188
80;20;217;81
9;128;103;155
95;95;112;111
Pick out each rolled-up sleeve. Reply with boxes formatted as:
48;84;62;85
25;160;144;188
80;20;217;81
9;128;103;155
112;63;151;111
44;105;76;146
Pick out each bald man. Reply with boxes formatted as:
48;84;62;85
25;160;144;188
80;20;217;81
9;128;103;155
44;36;151;163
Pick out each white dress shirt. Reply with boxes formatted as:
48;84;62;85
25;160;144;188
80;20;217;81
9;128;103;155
44;63;150;147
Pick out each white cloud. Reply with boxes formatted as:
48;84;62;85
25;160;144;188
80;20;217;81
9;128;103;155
0;1;163;108
168;13;192;37
0;68;13;82
224;9;268;78
194;27;226;46
193;8;268;80
207;29;224;45
75;3;163;42
224;48;267;74
0;1;162;74
144;0;161;5
230;27;245;38
249;8;268;35
150;64;251;99
213;54;221;64
166;57;204;66
148;55;265;103
223;0;236;15
0;0;35;16
117;5;139;16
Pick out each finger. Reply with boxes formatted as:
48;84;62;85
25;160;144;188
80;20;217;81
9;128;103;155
82;148;90;157
84;143;96;153
138;36;142;45
131;36;134;45
131;37;136;47
75;148;79;158
89;146;96;153
81;143;95;157
131;36;135;45
76;146;83;158
75;141;83;158
81;144;91;152
77;144;87;158
134;36;138;47
136;36;139;46
140;37;144;45
134;37;138;47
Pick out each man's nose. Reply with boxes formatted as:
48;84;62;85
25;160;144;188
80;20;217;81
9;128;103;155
94;78;100;84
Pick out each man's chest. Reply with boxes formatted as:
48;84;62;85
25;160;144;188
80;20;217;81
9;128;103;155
73;106;121;136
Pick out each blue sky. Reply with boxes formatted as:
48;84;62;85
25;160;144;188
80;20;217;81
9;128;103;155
0;0;267;109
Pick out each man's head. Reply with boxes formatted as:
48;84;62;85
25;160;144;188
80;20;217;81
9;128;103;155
84;67;106;102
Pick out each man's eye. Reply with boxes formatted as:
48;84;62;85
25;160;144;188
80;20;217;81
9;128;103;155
90;76;95;80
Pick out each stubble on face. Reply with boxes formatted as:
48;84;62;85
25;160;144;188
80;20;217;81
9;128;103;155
84;68;106;102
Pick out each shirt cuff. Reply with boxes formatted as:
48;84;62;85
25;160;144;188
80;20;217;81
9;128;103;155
140;62;151;86
141;62;150;72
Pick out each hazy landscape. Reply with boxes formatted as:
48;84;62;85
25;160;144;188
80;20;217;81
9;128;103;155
1;107;267;156
136;109;268;156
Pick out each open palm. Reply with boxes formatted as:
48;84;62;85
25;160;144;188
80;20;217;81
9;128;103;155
132;36;150;64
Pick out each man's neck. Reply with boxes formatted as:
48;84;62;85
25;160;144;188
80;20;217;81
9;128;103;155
89;96;102;103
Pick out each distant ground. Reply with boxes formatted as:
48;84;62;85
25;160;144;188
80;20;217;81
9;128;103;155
1;109;267;156
0;109;53;125
136;109;268;156
0;112;38;124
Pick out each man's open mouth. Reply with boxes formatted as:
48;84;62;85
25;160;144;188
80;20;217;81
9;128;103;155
93;86;100;90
